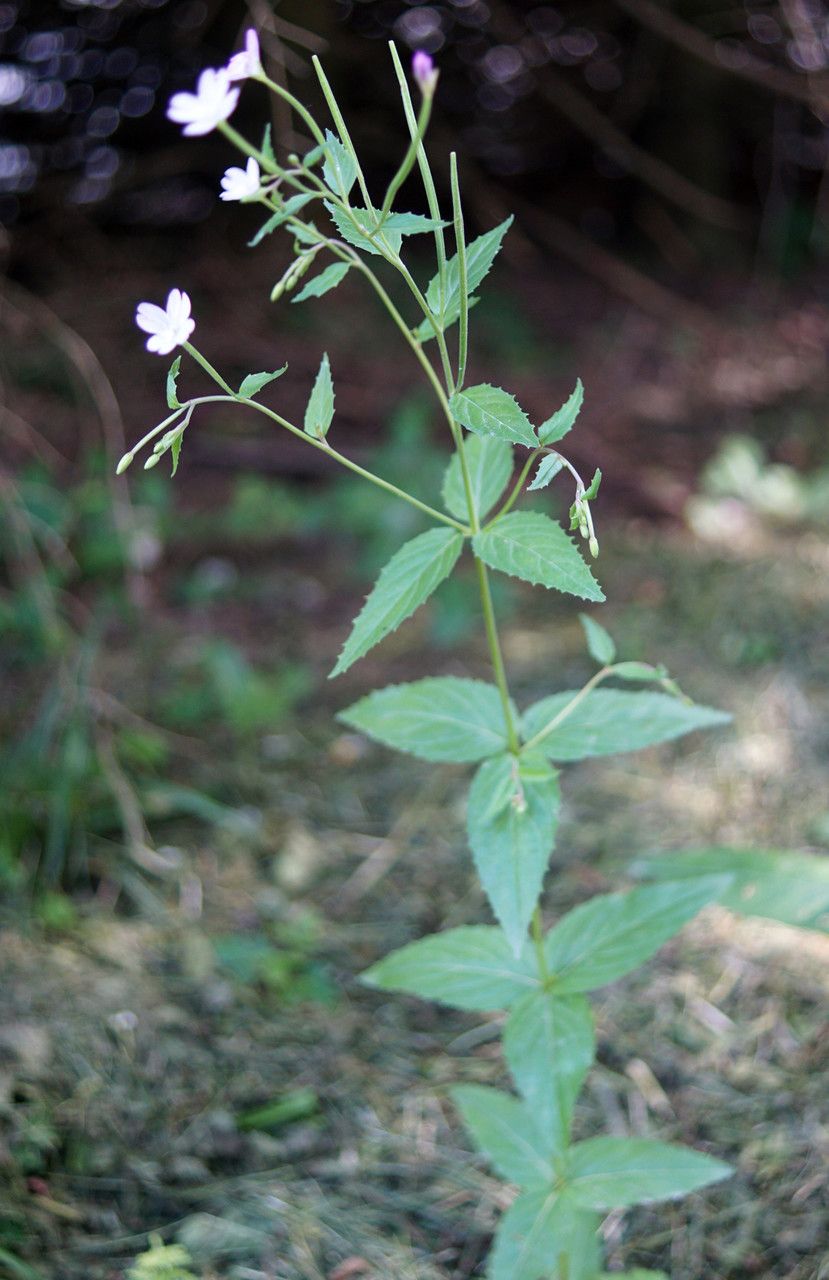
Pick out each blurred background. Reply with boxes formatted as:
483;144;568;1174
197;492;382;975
1;3;828;1279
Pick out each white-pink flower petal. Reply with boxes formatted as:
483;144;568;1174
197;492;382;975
135;289;195;357
227;29;261;82
220;156;261;202
167;67;239;137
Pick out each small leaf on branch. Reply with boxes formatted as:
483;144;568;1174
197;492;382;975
303;353;334;440
442;434;513;522
380;212;448;234
473;512;604;601
248;194;315;246
467;754;560;955
527;453;564;492
451;1085;555;1187
325;202;403;256
583;468;602;501
339;677;514;763
292;261;351;303
503;992;595;1156
238;366;288;398
579;613;616;665
413;296;479;342
521;688;730;761
426;215;513;319
170;430;183;477
611;661;669;683
449;384;537;449
321;128;357;198
361;926;539;1010
538;378;583;444
330;527;463;677
166;355;181;409
488;1189;600;1280
566;1137;732;1209
542;876;732;993
261;123;275;165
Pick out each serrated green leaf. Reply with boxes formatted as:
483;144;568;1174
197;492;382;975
414;296;480;342
474;512;604;601
304;142;325;167
291;221;323;246
503;993;595;1155
331;527;463;677
303;353;334;440
467;755;560;955
452;1086;556;1187
633;846;829;932
170;430;183;477
442;435;513;522
339;677;513;763
449;384;537;449
527;453;564;492
579;614;616;666
521;688;729;760
238;366;288;399
567;1137;731;1209
538;379;583;445
291;261;351;304
426;215;513;320
543;877;732;993
166;355;181;409
321;129;357;198
381;212;448;234
248;194;315;246
488;1189;600;1280
361;926;539;1010
325;202;403;257
583;467;602;501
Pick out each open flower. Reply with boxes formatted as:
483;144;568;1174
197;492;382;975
167;67;239;137
227;29;262;82
220;156;261;202
135;289;195;356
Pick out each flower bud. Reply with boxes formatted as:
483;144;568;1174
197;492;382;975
144;454;161;470
116;451;134;475
412;50;439;96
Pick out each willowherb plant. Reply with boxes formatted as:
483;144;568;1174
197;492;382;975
119;35;735;1279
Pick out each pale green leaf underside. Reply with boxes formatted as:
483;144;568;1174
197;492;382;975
567;1137;732;1209
304;352;334;440
488;1189;600;1280
467;755;560;955
633;846;829;932
442;434;514;523
579;612;616;665
474;513;604;602
360;926;538;1010
321;129;357;198
426;215;513;322
292;261;351;303
503;992;595;1155
380;212;448;234
527;453;564;492
339;677;513;763
538;378;583;444
452;1085;556;1187
521;688;729;760
449;384;537;449
325;202;403;256
543;876;732;993
330;527;463;677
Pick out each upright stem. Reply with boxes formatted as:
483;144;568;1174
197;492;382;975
475;557;520;753
532;906;550;981
449;152;469;390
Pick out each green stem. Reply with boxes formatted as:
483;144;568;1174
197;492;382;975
183;343;236;397
311;55;375;213
217;119;278;174
522;666;614;756
256;72;329;154
379;91;433;220
475;556;520;753
449;152;468;390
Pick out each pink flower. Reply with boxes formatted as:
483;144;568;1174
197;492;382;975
135;289;195;356
227;29;262;82
412;50;438;95
167;67;239;137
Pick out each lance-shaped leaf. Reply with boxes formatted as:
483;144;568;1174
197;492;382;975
538;379;583;445
543;877;731;993
304;353;334;440
527;453;564;493
521;688;730;760
504;993;595;1155
380;212;448;234
449;385;537;449
292;261;351;303
426;215;513;322
361;926;539;1010
166;355;181;409
474;513;604;602
325;202;403;256
321;129;357;197
566;1137;732;1209
330;527;463;677
489;1188;601;1280
238;366;288;398
413;296;480;342
452;1086;556;1187
339;677;514;763
442;434;514;523
248;194;315;246
467;754;560;955
579;613;616;665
